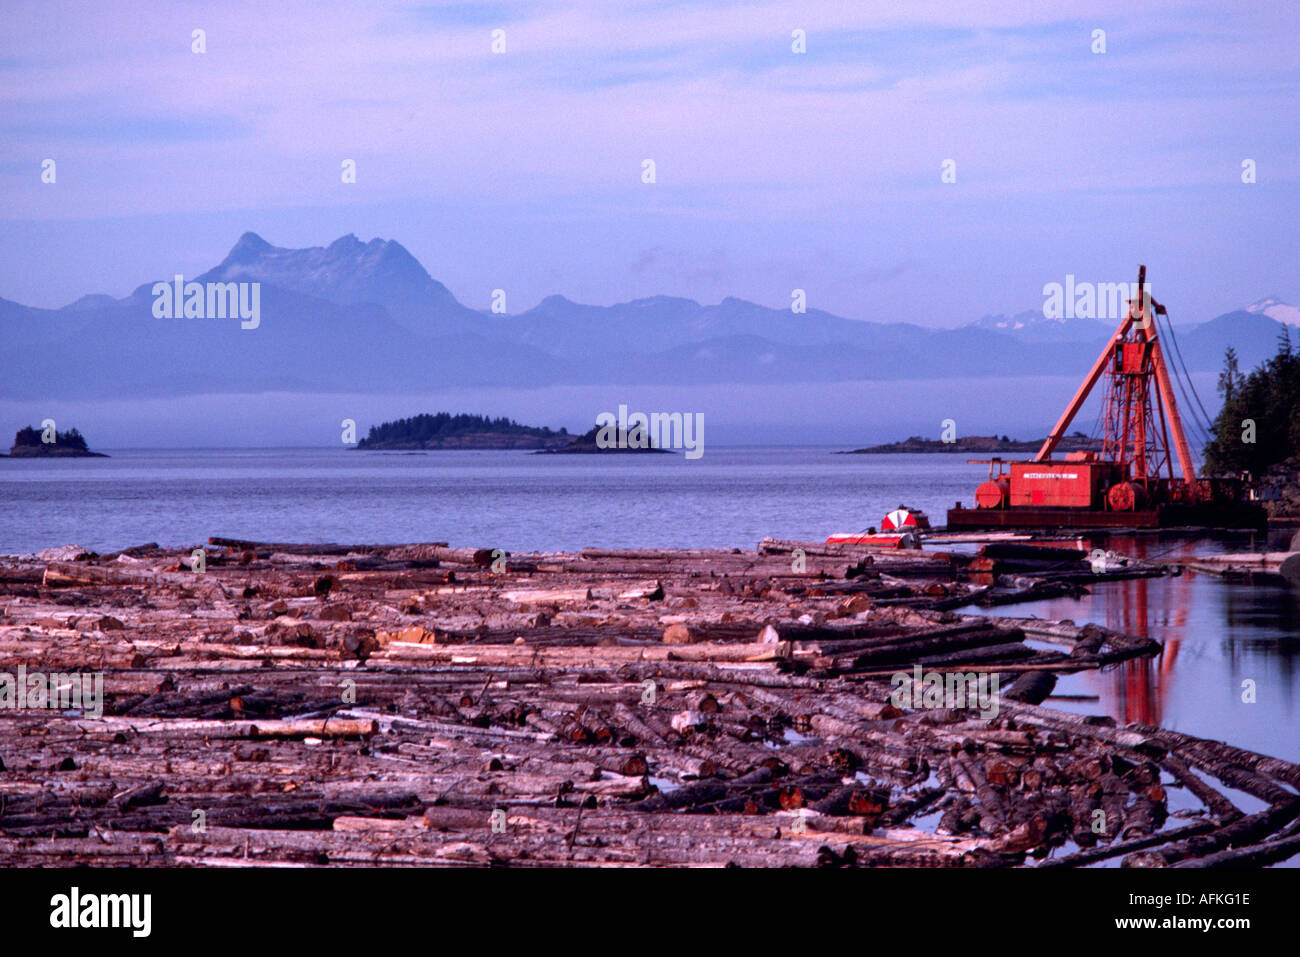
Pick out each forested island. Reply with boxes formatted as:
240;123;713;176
355;413;571;450
8;426;107;457
845;432;1102;454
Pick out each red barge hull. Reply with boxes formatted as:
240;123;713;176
946;502;1267;531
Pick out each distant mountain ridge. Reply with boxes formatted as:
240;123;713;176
967;309;1115;343
0;232;1292;401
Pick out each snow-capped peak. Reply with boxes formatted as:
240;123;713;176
1246;297;1300;326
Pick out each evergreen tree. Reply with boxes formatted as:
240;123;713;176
1217;346;1241;403
1203;340;1300;475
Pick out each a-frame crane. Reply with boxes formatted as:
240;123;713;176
947;267;1265;530
1033;265;1200;507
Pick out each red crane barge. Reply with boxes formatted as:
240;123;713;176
947;266;1267;531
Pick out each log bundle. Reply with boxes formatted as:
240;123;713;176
0;537;1292;868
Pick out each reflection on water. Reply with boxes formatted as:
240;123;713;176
968;530;1300;763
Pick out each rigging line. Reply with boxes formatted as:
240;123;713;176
1175;352;1214;450
1157;311;1201;428
1175;364;1214;442
1156;311;1212;450
1154;310;1188;406
1160;308;1216;433
1155;313;1215;475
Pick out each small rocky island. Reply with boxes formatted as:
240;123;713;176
355;413;572;450
845;432;1103;454
7;425;108;457
536;424;673;454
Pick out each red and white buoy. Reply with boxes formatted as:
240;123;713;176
881;506;931;532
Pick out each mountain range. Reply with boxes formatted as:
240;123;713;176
1;232;1292;401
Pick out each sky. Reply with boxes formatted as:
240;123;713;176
1;0;1298;325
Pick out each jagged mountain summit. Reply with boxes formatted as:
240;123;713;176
200;232;478;334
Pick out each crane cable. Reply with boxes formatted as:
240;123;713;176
1157;307;1216;438
1155;308;1215;459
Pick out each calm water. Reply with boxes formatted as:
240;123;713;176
965;533;1299;765
0;447;977;554
2;447;1297;768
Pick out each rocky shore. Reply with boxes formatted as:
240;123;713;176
1258;457;1300;520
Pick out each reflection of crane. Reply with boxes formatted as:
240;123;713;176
949;267;1266;530
1100;535;1190;727
1115;575;1161;725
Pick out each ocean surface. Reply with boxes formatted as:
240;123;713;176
0;446;978;554
2;446;1297;770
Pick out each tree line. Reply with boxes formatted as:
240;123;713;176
356;412;565;447
12;425;89;450
1203;329;1299;475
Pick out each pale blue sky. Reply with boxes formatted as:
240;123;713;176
2;0;1297;323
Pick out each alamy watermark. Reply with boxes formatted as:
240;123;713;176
1042;274;1152;321
889;665;1000;719
152;274;261;329
49;887;151;937
0;666;103;718
595;404;704;459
